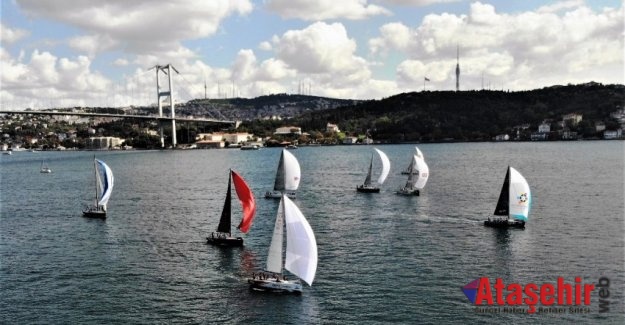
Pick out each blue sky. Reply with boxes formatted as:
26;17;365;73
1;0;623;109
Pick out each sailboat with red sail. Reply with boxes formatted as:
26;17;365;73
207;169;256;247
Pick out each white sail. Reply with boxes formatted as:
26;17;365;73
415;146;424;160
374;148;390;185
95;159;114;208
283;195;317;286
414;155;429;189
266;198;285;274
508;167;531;222
282;149;301;191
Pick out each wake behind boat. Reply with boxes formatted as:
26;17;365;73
265;149;300;199
247;194;317;294
357;148;390;193
484;166;531;229
83;158;113;219
207;169;256;247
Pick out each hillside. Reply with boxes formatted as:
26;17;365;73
291;82;625;142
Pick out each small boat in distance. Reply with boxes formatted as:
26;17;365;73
484;166;530;229
40;160;52;173
357;148;390;193
248;194;317;294
396;154;429;196
265;149;301;199
240;144;260;150
207;169;256;247
83;158;114;219
401;147;425;174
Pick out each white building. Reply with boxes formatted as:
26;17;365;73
538;122;550;133
562;113;583;126
604;129;622;139
274;126;302;135
88;137;123;149
326;123;340;133
342;136;358;144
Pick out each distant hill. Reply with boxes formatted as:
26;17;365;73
291;82;625;142
181;93;360;121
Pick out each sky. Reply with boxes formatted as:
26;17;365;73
1;0;623;110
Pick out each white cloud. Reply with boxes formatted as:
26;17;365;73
258;41;272;51
382;0;461;5
1;23;30;44
68;34;117;57
266;0;391;20
1;49;113;109
16;0;253;55
112;58;129;67
274;22;369;76
371;1;624;90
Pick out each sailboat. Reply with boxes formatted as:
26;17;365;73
40;160;52;173
265;149;301;199
357;148;390;193
396;154;429;196
401;147;425;174
83;158;114;219
248;194;317;294
484;166;531;229
207;169;257;247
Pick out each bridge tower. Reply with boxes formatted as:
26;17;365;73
154;64;179;148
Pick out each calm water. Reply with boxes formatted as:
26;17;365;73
1;142;623;324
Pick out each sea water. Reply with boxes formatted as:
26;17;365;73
1;142;623;324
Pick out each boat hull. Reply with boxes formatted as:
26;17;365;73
247;278;302;294
206;234;244;247
356;185;380;193
264;191;296;199
484;219;525;229
82;209;106;219
396;189;420;196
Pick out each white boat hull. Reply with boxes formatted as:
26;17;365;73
265;191;296;199
247;278;303;294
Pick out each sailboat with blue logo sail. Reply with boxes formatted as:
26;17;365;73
83;158;114;219
484;166;530;229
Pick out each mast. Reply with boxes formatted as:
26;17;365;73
93;157;98;208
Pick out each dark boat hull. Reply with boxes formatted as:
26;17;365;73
396;189;420;196
247;278;302;294
484;219;525;229
356;185;380;193
82;210;106;219
206;235;244;247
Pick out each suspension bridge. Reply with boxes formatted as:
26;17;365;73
0;64;236;148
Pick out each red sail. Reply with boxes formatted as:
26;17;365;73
232;170;256;233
